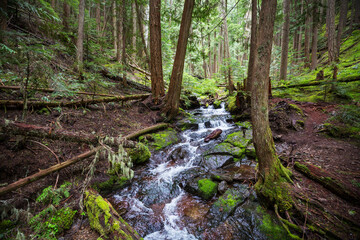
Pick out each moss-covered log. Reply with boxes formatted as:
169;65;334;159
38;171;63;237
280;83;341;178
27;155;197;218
84;190;142;239
124;123;169;140
0;94;150;109
294;162;360;202
1;120;138;148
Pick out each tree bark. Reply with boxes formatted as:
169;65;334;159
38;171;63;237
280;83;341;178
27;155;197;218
279;0;290;81
0;0;7;43
116;2;123;62
208;34;212;78
76;0;85;70
311;0;319;70
246;0;257;93
96;2;101;35
304;4;311;68
122;0;127;87
0;146;102;196
132;1;137;59
1;121;139;149
63;2;70;32
353;0;360;25
164;0;195;119
135;0;150;68
326;0;336;63
112;0;117;51
149;0;165;104
251;0;293;210
336;0;348;59
0;94;150;109
213;31;217;74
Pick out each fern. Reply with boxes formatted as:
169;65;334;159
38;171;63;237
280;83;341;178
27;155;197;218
36;182;71;206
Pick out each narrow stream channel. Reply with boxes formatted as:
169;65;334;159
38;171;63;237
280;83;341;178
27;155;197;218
112;103;270;239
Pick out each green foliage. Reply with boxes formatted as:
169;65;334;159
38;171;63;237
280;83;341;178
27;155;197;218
36;182;71;206
331;105;360;128
29;206;76;240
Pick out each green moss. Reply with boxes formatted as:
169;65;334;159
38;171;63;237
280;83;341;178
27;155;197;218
0;220;15;235
213;142;245;158
198;179;218;200
257;207;290;240
214;189;244;212
127;143;151;164
307;224;326;235
225;131;251;149
296;120;305;127
148;128;179;151
226;95;237;113
213;100;222;108
289;104;304;116
92;176;128;194
235;121;252;129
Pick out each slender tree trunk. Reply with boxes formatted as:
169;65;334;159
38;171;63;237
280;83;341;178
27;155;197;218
251;0;292;211
354;0;360;25
213;31;217;74
246;0;257;93
132;1;137;59
51;0;56;9
304;6;311;68
311;0;319;70
149;0;165;104
279;0;290;80
112;0;118;51
62;2;70;32
296;0;303;63
201;29;207;79
96;2;101;35
208;34;212;78
116;2;123;62
336;0;348;59
76;0;85;71
122;0;127;87
135;0;150;68
0;0;7;43
327;0;336;63
164;0;194;118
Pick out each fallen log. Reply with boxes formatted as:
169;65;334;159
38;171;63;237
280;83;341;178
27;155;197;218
124;123;169;140
0;85;119;97
273;75;360;90
294;162;360;202
204;129;222;142
0;94;150;109
128;64;151;77
100;68;151;92
1;120;138;148
0;146;102;196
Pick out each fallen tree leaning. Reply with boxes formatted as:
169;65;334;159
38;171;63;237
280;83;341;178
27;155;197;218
0;146;102;196
124;123;169;140
0;93;150;109
1;120;138;148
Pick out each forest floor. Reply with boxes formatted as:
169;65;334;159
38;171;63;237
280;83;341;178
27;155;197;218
0;85;360;238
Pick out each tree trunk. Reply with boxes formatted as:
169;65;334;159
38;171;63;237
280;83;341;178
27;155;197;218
112;0;117;51
327;0;336;63
354;0;360;25
220;0;234;94
213;31;217;74
63;2;70;32
279;0;290;80
0;0;7;43
336;0;348;59
76;0;85;71
51;0;56;9
149;0;165;104
135;0;150;68
311;0;319;70
96;2;101;35
132;1;137;59
246;0;257;93
208;34;212;78
124;123;169;140
251;0;293;211
304;6;311;68
116;2;123;62
122;0;127;87
201;29;207;79
164;0;194;119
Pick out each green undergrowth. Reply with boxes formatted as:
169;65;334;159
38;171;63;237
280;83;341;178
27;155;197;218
36;182;71;206
273;30;360;103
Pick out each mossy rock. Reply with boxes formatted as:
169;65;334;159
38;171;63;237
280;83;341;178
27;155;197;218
235;121;252;129
225;95;238;113
289;104;305;117
84;190;141;240
146;128;179;151
225;131;251;149
213;100;222;109
127;143;151;165
92;176;129;195
198;179;218;200
245;143;256;158
257;206;291;239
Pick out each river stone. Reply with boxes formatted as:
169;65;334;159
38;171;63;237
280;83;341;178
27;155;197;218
185;177;217;200
204;142;245;158
204;121;212;128
139;180;180;206
170;146;189;161
245;143;256;158
225;131;251;149
218;181;228;195
207;185;250;227
202;154;234;170
175;118;198;131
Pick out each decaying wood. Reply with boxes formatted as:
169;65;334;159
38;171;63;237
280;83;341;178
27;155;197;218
129;63;151;77
0;85;119;97
0;146;102;196
1;120;138;148
100;68;151;92
294;162;360;202
0;94;150;109
124;123;169;140
273;75;360;90
204;129;222;142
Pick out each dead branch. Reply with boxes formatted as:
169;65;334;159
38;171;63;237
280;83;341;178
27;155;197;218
0;146;102;196
0;94;150;109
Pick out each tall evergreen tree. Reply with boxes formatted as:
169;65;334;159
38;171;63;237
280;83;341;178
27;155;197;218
246;0;257;93
279;0;290;80
76;0;85;71
336;0;348;59
326;0;336;63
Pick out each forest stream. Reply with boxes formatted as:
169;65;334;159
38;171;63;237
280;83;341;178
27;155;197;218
111;103;271;239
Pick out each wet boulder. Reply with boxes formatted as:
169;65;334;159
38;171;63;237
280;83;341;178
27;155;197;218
140;128;179;151
127;142;151;165
185;177;218;200
205;142;245;158
225;131;251;149
207;185;250;227
204;121;212;128
170;147;189;161
202;155;234;170
218;181;228;195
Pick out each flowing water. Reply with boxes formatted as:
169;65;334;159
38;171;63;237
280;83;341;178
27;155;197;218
112;103;268;239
